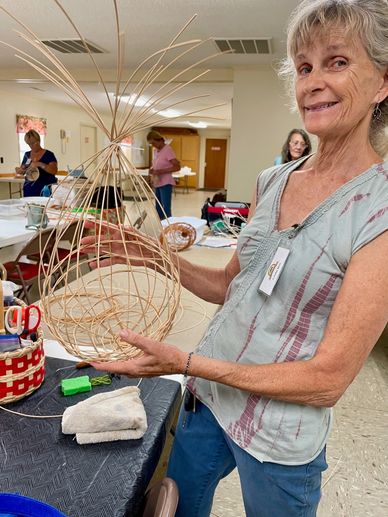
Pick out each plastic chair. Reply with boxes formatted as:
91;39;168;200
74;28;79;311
142;477;179;517
3;227;55;304
55;221;88;262
67;164;86;178
26;221;91;290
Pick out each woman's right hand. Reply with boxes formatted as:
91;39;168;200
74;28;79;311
80;220;164;269
15;166;25;176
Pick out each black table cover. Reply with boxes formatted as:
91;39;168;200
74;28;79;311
0;357;181;516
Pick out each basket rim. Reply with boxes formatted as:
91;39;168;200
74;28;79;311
0;297;43;359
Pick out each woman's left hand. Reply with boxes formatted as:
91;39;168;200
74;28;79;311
91;329;187;377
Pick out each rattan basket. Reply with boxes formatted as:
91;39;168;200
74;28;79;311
0;298;45;405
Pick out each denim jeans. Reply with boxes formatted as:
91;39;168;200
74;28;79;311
167;398;327;517
155;184;173;219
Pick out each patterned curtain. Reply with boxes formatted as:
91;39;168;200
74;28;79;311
121;135;133;145
16;114;47;135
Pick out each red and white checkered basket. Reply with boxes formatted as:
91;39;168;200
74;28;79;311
0;299;45;405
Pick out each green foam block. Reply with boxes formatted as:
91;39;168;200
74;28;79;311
61;375;92;396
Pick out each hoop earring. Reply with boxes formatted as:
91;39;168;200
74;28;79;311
373;103;382;119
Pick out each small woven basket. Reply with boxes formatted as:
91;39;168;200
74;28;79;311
0;298;45;405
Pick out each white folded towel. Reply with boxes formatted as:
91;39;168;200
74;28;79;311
62;386;147;444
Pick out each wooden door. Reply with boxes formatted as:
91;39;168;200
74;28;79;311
204;139;227;189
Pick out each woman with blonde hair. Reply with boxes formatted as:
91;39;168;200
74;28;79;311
15;129;58;197
85;1;388;514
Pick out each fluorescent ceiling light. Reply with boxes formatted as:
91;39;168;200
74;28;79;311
110;93;150;107
188;121;208;128
158;109;181;118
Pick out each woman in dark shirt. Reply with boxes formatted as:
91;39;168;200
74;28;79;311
15;129;58;197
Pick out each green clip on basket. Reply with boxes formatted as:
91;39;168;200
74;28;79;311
0;280;45;404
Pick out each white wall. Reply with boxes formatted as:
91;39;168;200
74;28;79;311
0;88;108;176
197;128;231;189
0;69;310;202
227;69;304;202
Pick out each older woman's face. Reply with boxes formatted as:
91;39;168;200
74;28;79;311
25;135;40;149
149;138;164;150
294;30;388;141
288;132;307;160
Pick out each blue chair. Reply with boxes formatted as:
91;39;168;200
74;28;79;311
66;165;87;178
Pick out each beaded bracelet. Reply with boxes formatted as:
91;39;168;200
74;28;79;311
183;351;194;379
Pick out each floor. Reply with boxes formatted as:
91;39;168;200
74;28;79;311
171;189;388;517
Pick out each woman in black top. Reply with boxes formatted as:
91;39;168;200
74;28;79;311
15;129;58;197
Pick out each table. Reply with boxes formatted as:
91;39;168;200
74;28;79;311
0;214;47;248
0;172;74;200
173;171;197;194
0;175;24;198
0;211;61;266
0;356;181;517
136;169;197;194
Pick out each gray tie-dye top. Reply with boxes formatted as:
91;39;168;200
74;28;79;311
189;157;388;466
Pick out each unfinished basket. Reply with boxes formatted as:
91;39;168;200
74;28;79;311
0;300;45;405
0;2;225;362
160;222;197;252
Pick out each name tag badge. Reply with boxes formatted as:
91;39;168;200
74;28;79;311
259;246;290;296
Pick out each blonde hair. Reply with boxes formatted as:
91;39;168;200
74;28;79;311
279;0;388;155
146;130;164;142
24;129;41;143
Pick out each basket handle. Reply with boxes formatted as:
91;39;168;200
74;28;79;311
0;279;4;334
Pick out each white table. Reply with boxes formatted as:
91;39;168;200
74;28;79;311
173;170;197;193
136;168;197;193
0;175;24;198
0;212;61;248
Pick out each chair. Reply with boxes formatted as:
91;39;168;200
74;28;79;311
142;477;179;517
50;221;90;279
55;221;88;262
26;222;90;288
67;165;87;178
3;228;55;304
0;262;6;281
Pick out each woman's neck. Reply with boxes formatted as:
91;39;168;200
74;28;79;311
308;133;382;181
31;145;43;154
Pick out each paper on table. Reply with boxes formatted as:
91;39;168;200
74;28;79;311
196;236;237;248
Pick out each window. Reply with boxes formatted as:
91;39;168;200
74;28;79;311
16;114;47;163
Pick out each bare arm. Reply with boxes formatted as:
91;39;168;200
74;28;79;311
81;222;239;304
187;231;388;407
93;231;388;408
172;251;240;304
32;160;58;175
171;188;257;303
150;158;181;176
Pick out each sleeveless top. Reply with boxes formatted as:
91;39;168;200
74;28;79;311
22;149;58;197
188;156;388;465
